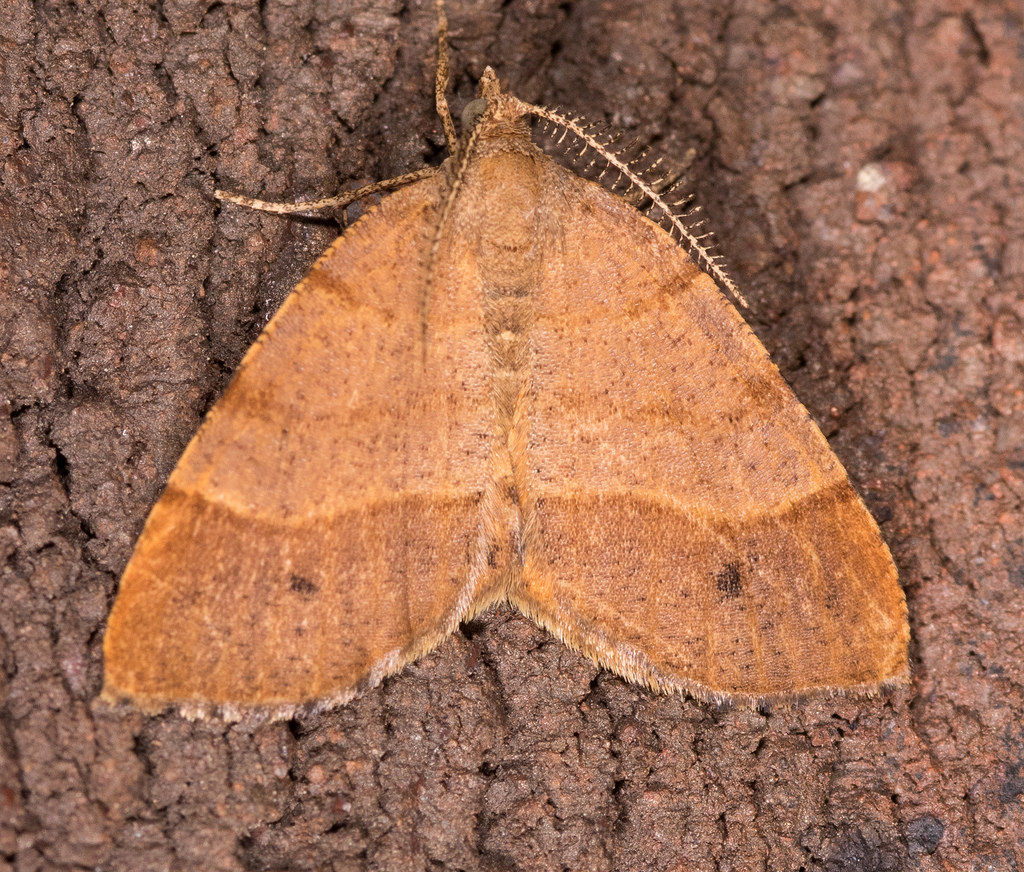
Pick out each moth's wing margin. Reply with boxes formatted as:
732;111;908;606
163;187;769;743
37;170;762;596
103;176;498;716
513;168;909;705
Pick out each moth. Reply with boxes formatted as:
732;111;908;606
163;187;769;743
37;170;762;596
103;0;908;718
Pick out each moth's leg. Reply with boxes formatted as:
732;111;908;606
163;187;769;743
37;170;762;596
214;168;442;216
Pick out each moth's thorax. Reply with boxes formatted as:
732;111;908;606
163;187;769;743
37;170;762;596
464;146;544;284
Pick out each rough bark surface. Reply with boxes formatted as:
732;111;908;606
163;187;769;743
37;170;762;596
1;0;1021;870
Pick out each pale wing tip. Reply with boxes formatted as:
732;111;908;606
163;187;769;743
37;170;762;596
98;680;360;724
594;660;910;713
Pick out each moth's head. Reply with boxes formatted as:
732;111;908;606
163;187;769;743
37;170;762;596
461;67;531;141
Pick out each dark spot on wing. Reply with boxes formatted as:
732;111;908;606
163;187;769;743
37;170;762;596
715;563;742;599
289;575;319;596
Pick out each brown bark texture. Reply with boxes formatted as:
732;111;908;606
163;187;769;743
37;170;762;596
1;0;1021;870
